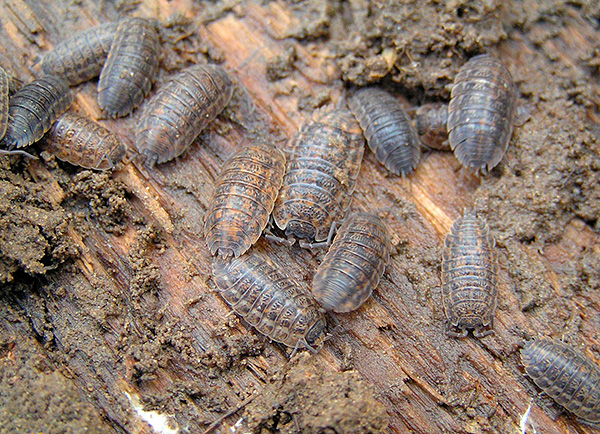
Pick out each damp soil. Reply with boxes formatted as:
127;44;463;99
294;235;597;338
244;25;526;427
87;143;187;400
0;0;599;433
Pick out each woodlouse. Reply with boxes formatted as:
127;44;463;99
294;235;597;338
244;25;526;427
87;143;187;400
2;75;73;149
521;338;600;423
43;111;126;170
97;17;160;118
41;22;118;86
414;103;450;151
349;87;421;176
312;212;390;313
448;54;517;174
135;64;233;166
441;210;497;338
204;143;286;258
271;105;365;247
212;253;327;352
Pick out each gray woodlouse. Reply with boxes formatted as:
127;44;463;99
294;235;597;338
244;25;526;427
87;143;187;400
414;103;450;151
448;54;517;174
204;144;286;258
2;75;73;149
312;212;390;313
97;17;160;118
441;210;498;338
271;105;365;247
349;87;421;176
521;338;600;423
43;111;126;170
135;64;233;166
212;253;327;352
41;22;118;86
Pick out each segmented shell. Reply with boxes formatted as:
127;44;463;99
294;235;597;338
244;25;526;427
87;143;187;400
43;111;126;170
212;253;327;350
349;87;421;176
2;75;73;149
97;18;159;118
136;64;233;166
41;22;118;86
448;54;517;174
272;106;365;245
441;210;498;338
204;144;286;257
414;103;449;151
312;212;390;313
521;338;600;422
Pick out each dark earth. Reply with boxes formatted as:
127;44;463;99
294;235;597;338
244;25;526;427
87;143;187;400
0;0;599;433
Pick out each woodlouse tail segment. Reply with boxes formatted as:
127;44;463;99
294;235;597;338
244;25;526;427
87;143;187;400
515;103;534;127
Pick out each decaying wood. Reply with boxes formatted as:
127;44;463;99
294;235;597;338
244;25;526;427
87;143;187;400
0;0;599;433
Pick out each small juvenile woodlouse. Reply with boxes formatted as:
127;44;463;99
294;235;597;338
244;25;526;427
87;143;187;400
42;22;118;86
2;75;73;149
271;105;365;247
135;64;233;166
521;338;600;423
212;253;327;352
204;143;286;258
312;212;390;313
441;210;497;338
349;87;421;177
448;54;517;174
414;103;450;151
43;111;126;170
97;17;160;118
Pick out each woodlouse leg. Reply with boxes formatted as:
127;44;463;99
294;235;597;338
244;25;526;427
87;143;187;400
0;148;39;159
264;231;296;246
446;326;468;338
473;327;495;338
298;221;339;249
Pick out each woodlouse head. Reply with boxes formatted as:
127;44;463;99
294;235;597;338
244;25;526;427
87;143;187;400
285;220;316;242
304;317;327;349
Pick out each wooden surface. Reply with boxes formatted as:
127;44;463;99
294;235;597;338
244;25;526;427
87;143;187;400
1;0;600;433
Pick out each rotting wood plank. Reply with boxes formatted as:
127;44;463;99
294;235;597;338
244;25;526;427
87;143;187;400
0;0;599;433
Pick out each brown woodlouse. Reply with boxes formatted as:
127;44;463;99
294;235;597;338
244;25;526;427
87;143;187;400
135;64;233;166
43;111;126;170
97;18;160;118
349;87;421;176
441;210;498;338
2;75;73;149
521;338;600;423
204;144;286;258
271;105;365;247
212;253;327;352
448;54;517;174
414;103;450;151
312;212;390;313
41;22;118;86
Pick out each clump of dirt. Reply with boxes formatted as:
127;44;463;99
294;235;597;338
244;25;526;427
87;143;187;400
266;45;297;82
0;158;78;283
68;170;131;235
245;353;388;434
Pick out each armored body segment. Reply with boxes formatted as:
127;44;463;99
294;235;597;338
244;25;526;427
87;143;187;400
521;338;600;423
448;54;517;174
97;18;160;118
312;212;390;313
272;106;365;245
441;210;498;338
135;64;233;166
212;253;326;350
204;144;286;257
